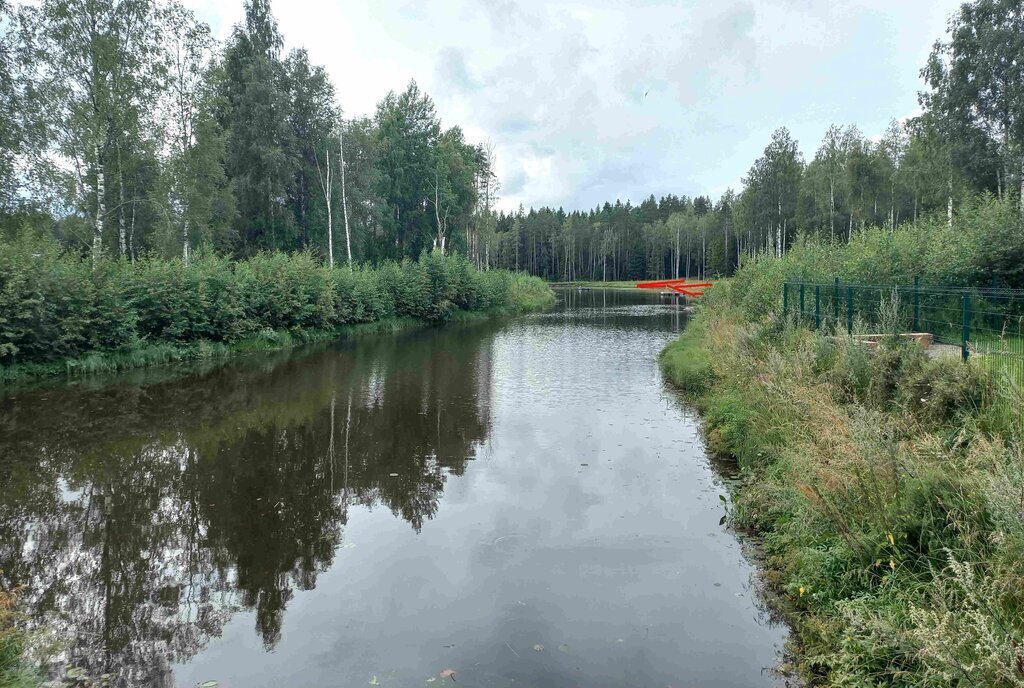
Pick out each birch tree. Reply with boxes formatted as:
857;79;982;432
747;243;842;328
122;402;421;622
923;0;1024;210
339;119;352;267
314;140;333;267
160;2;213;263
28;0;161;264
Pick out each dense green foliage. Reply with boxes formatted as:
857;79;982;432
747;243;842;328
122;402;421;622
477;0;1024;283
0;0;1020;289
663;255;1024;685
0;239;552;378
723;193;1024;319
0;0;496;267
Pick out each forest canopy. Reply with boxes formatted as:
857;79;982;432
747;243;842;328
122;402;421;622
0;0;1020;285
0;0;498;267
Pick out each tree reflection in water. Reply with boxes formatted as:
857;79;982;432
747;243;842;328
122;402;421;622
0;323;497;686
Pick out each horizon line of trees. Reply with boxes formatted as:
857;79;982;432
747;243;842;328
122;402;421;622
476;0;1023;283
0;0;1020;286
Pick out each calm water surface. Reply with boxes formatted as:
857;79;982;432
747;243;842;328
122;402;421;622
0;289;787;687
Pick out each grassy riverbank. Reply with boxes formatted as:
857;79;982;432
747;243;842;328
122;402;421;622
661;232;1024;684
0;239;553;384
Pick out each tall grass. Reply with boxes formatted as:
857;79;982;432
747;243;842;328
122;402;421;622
663;295;1024;686
0;239;554;381
0;591;40;688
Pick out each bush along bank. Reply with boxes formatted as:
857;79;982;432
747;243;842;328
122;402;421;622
661;288;1024;687
0;239;554;383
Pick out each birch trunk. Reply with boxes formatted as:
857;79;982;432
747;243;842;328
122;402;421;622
674;226;680;279
947;171;953;227
129;191;136;263
829;176;835;242
183;216;190;264
890;180;895;229
434;177;446;255
1019;157;1024;214
325;148;333;268
93;143;104;267
316;143;335;268
339;127;352;268
701;231;706;279
117;151;126;257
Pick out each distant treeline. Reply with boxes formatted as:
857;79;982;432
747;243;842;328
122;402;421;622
0;0;1020;287
483;0;1024;284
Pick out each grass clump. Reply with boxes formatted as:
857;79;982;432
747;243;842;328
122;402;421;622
0;591;41;688
662;292;1024;686
659;323;716;396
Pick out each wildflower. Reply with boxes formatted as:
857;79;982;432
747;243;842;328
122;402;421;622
799;586;805;597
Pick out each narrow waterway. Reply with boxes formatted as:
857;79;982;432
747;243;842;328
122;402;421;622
0;288;787;687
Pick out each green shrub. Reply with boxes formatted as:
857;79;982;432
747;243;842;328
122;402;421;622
901;355;988;428
0;242;554;376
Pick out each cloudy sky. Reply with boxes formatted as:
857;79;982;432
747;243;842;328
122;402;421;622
185;0;962;212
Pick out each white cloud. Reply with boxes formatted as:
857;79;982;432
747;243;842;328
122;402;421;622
186;0;962;212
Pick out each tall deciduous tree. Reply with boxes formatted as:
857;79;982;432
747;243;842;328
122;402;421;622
160;2;233;262
923;0;1024;208
28;0;162;263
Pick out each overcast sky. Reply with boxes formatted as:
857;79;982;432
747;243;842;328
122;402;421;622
185;0;962;212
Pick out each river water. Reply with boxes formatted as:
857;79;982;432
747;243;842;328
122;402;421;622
0;288;787;687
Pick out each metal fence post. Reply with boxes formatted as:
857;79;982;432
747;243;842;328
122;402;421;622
834;277;840;328
913;276;921;332
814;285;821;329
961;292;971;361
799;283;805;322
846;286;853;335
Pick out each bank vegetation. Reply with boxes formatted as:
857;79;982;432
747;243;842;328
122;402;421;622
662;208;1024;686
0;238;553;383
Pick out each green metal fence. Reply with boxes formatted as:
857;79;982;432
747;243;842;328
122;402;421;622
782;279;1024;393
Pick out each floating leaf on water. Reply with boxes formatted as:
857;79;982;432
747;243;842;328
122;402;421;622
389;473;398;477
200;682;219;688
533;644;544;652
369;676;380;686
426;679;436;684
719;494;727;503
439;668;456;680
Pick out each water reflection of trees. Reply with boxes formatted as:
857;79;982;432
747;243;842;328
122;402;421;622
0;324;496;685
